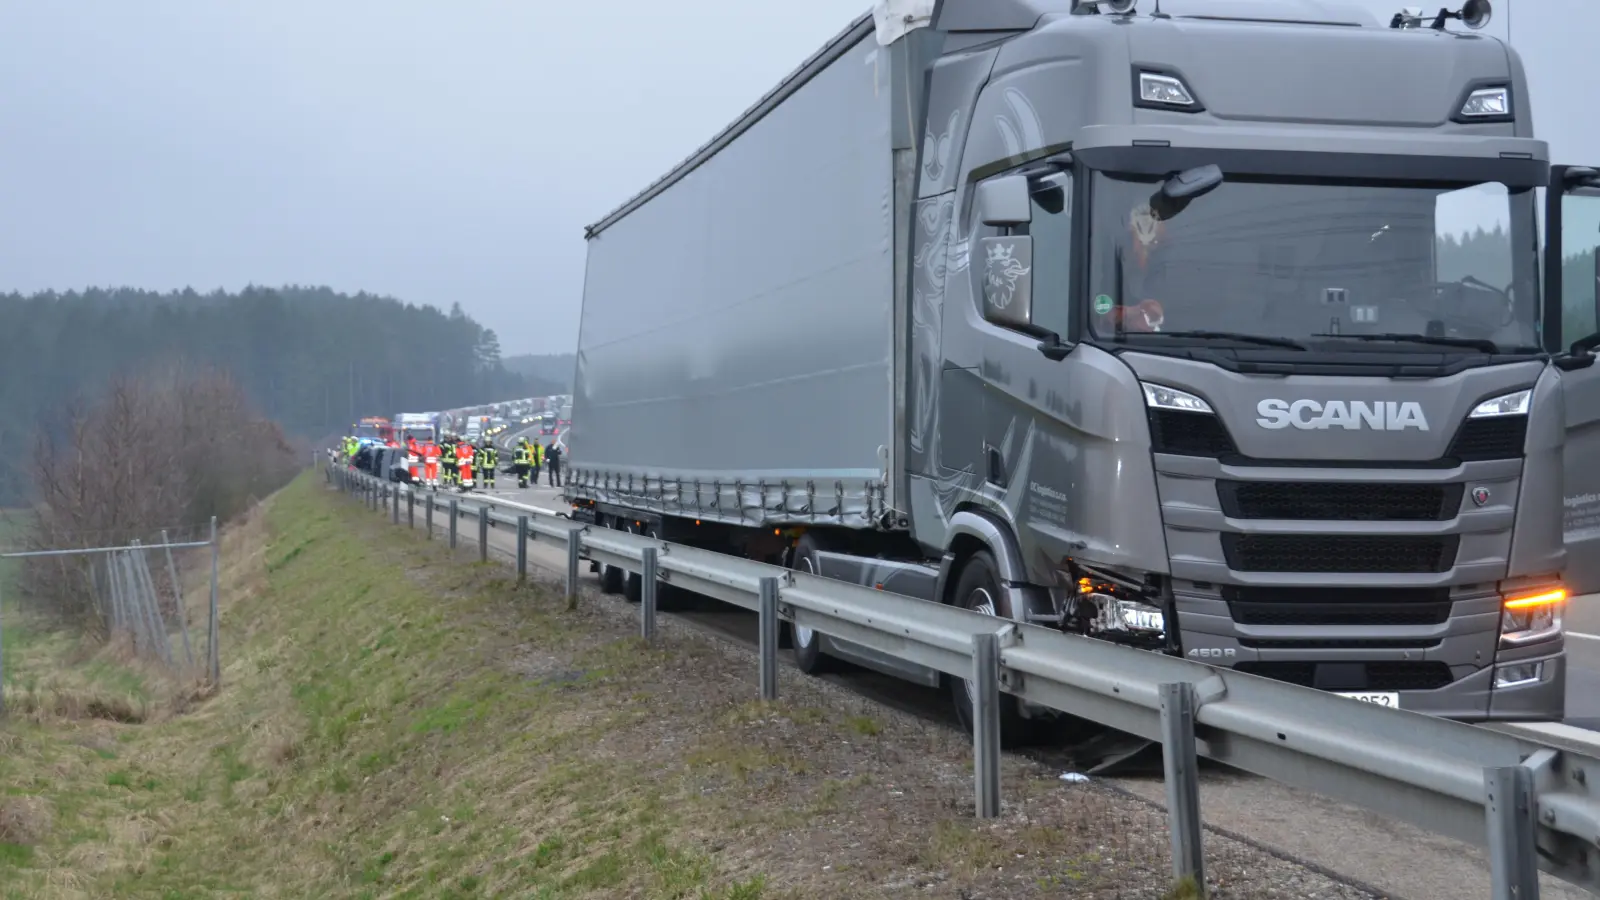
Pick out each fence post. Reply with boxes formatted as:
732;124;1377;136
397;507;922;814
449;500;459;549
758;576;779;700
1160;682;1205;890
641;548;658;640
478;507;489;562
408;492;416;529
208;516;221;684
1485;765;1540;900
392;486;401;524
565;533;581;611
426;494;435;539
971;631;1002;819
516;516;529;583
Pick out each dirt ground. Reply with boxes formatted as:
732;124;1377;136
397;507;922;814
0;475;1385;898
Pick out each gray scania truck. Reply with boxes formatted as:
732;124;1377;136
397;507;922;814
565;0;1600;742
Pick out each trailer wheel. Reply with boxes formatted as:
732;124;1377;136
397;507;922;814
599;519;625;595
788;532;836;674
948;549;1038;747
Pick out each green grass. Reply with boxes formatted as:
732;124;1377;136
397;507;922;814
0;474;783;899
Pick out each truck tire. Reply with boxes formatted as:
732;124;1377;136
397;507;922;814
948;549;1038;747
788;532;837;674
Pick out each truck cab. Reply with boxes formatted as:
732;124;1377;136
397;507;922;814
912;0;1600;723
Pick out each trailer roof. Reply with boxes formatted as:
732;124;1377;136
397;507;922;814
583;12;876;239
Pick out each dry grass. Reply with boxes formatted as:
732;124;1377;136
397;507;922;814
0;473;1381;899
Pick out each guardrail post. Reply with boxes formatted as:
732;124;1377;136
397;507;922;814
758;577;779;700
1485;765;1539;900
1160;682;1205;890
516;516;529;582
971;631;1002;819
392;486;401;524
565;534;581;610
449;500;459;549
407;493;415;529
425;494;435;539
639;548;659;639
478;507;489;562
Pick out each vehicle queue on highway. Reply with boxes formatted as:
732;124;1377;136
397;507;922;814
336;419;566;493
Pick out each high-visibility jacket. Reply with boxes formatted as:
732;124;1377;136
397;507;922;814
442;444;456;464
483;446;499;468
423;441;439;461
532;444;545;464
513;446;529;465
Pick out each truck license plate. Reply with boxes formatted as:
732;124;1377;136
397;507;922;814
1336;691;1399;707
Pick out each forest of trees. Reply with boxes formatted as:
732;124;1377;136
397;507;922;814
1436;227;1598;340
0;286;560;504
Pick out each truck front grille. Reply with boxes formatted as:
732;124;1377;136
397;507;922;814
1221;534;1459;573
1218;481;1461;521
1235;660;1454;692
1225;585;1452;626
1447;415;1526;461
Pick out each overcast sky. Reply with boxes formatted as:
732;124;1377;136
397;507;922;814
0;0;1591;356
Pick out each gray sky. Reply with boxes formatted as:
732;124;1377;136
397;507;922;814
0;0;1591;356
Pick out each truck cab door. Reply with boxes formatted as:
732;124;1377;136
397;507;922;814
1548;165;1600;596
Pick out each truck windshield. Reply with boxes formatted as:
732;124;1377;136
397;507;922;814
1086;172;1541;353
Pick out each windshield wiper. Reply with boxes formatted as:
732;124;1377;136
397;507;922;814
1311;332;1499;354
1138;330;1307;350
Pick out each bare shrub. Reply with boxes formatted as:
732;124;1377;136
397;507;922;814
18;360;300;629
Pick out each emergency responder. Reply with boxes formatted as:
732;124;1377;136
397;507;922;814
481;441;498;488
406;433;424;483
441;435;457;488
545;440;562;487
423;436;440;488
530;439;544;485
457;438;476;491
513;439;531;488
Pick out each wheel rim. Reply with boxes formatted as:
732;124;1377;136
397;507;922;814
962;587;997;709
795;557;817;648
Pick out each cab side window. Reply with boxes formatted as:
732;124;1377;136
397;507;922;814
1562;191;1600;347
1021;172;1073;340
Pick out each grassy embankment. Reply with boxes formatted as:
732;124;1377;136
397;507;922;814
0;475;785;898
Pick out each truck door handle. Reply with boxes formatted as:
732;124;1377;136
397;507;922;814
984;444;1005;487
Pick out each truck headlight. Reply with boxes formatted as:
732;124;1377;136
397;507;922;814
1499;587;1565;648
1142;382;1213;414
1469;389;1530;418
1458;85;1510;120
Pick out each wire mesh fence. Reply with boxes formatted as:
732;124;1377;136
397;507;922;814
0;518;221;718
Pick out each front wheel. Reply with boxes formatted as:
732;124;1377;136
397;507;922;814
947;550;1039;748
788;532;836;675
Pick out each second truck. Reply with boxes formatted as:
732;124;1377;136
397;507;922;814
564;0;1600;740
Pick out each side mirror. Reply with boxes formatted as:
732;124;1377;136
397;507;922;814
977;175;1032;227
979;235;1035;330
1149;164;1223;220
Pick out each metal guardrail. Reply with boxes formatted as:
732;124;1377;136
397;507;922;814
329;462;1596;898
